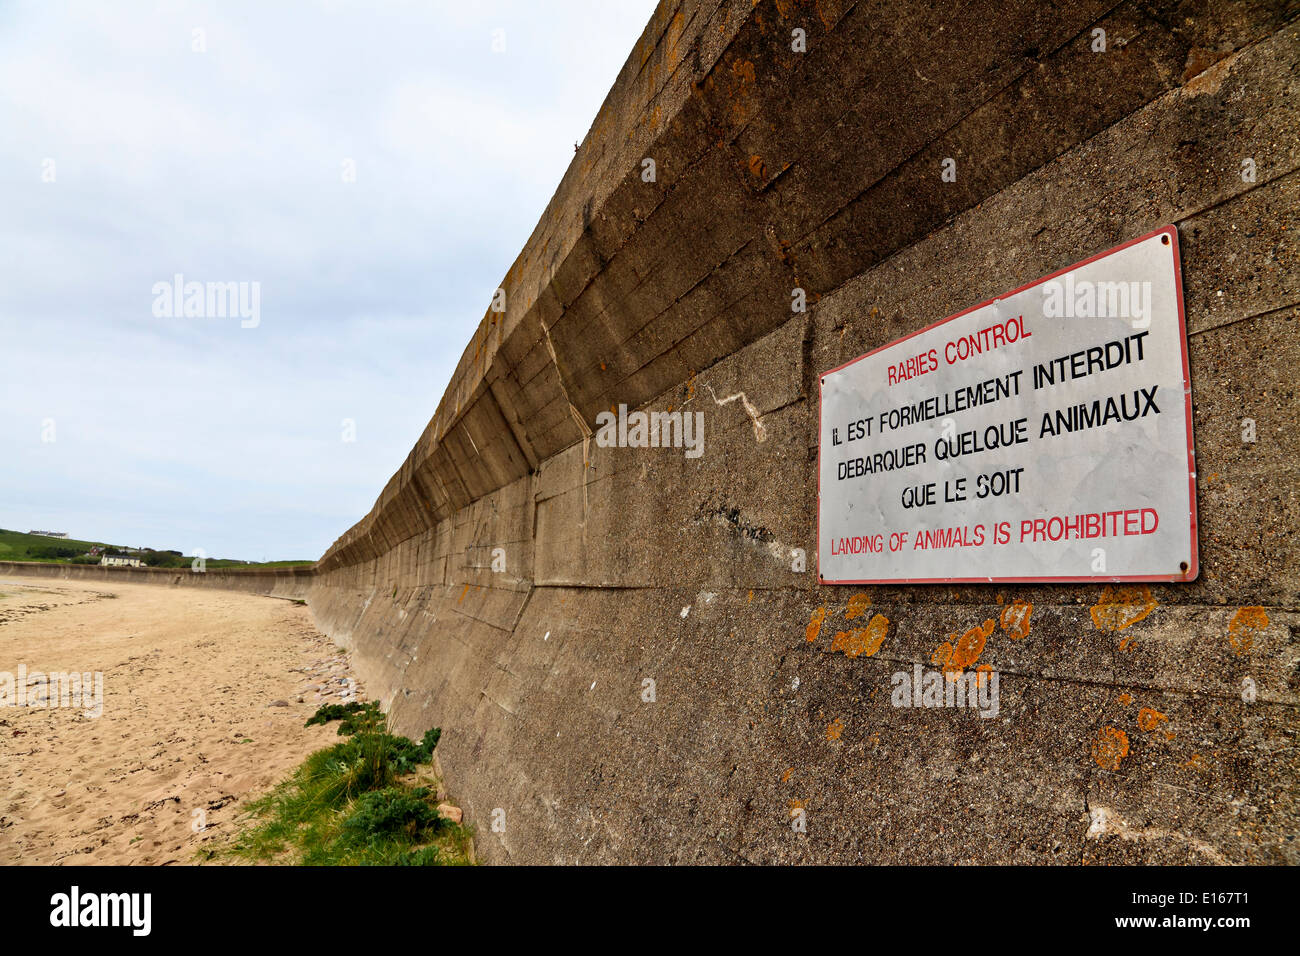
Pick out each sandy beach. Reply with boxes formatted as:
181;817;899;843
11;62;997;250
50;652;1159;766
0;578;359;865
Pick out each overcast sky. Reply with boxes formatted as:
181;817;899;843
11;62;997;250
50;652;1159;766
0;0;657;560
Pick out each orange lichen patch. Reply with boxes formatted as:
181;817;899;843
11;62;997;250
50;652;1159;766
1000;600;1033;640
665;11;685;64
1183;48;1238;94
805;606;827;643
1137;707;1169;732
948;623;989;672
747;589;754;603
780;767;793;783
1232;607;1268;629
640;105;663;133
731;58;756;86
1183;754;1206;771
845;593;871;620
1227;606;1269;656
1091;726;1130;771
831;614;889;658
1118;634;1139;652
1090;586;1158;632
728;58;758;122
747;154;766;180
1227;631;1254;656
458;584;470;604
931;640;955;669
1117;692;1133;706
825;717;844;741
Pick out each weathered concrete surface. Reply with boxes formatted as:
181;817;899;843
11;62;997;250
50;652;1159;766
14;0;1296;864
308;0;1300;864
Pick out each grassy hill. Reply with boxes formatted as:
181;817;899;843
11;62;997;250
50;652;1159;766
0;529;313;569
0;529;114;563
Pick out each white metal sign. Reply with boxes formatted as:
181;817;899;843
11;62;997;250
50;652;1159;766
818;227;1197;584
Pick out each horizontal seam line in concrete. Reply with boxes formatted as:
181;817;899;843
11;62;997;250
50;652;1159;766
1189;299;1300;339
1178;163;1299;234
821;650;1300;711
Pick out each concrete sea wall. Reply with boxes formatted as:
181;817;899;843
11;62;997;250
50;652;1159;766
305;0;1299;864
0;560;313;601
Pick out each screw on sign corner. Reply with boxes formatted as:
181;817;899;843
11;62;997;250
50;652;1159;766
1161;234;1171;245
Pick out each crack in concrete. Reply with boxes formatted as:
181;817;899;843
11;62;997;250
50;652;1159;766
705;384;767;441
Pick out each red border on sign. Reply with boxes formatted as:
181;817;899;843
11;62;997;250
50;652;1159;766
816;224;1199;585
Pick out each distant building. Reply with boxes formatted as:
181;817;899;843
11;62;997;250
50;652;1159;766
29;530;69;538
100;554;143;568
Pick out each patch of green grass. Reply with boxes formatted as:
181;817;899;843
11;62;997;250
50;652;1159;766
305;701;382;736
219;705;470;866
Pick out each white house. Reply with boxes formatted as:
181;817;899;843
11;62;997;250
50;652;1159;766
100;554;143;568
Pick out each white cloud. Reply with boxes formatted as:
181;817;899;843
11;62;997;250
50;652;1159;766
0;0;657;558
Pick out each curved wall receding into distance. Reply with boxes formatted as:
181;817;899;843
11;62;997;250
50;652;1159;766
0;560;314;600
11;0;1297;863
